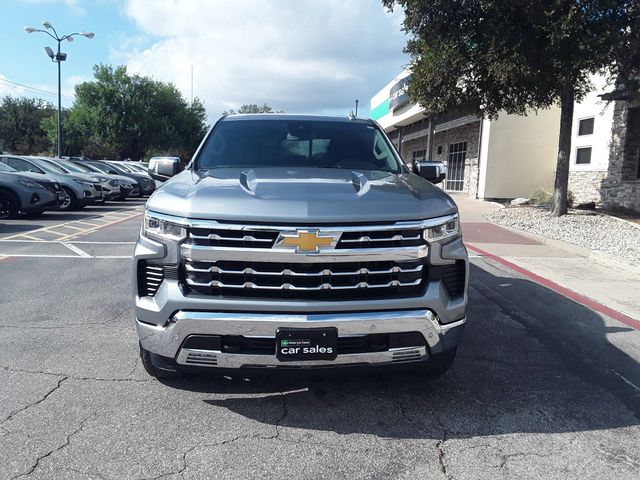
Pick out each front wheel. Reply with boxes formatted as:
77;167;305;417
59;187;77;211
140;344;181;379
420;348;457;379
0;190;20;219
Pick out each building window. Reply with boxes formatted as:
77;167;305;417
412;150;426;161
437;146;443;155
578;117;594;136
576;147;592;164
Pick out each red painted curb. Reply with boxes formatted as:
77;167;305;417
466;243;640;331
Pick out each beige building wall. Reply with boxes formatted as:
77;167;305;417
478;107;561;199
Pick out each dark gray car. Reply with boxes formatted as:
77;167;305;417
0;156;103;210
86;160;155;197
0;162;63;218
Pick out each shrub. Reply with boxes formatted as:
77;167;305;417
530;189;552;205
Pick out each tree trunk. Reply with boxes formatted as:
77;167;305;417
551;86;575;217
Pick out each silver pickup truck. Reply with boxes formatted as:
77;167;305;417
133;114;468;379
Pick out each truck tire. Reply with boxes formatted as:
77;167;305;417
421;348;457;379
139;343;181;379
0;189;20;219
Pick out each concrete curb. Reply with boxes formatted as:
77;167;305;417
467;243;640;330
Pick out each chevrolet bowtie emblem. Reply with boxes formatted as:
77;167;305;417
277;230;337;253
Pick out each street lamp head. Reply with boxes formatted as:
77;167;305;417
44;46;55;60
42;21;53;29
80;31;95;39
66;35;74;42
24;26;38;33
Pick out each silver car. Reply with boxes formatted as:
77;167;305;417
133;114;468;379
0;162;64;218
41;157;129;201
69;161;138;199
0;156;103;210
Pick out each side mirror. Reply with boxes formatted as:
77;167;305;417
150;160;181;180
414;161;446;184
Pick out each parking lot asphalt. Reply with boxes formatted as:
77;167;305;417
1;201;639;480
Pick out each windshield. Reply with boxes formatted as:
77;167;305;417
34;159;66;174
56;160;90;174
197;120;400;173
91;163;118;175
106;163;131;174
77;163;101;173
0;162;17;172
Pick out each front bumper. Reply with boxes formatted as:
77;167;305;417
134;237;468;371
137;310;465;370
139;181;155;195
19;190;59;213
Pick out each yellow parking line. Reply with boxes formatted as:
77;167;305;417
2;207;145;242
37;229;68;237
75;221;102;227
57;224;86;231
10;234;43;241
55;211;143;242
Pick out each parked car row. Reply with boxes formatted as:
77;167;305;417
0;155;156;220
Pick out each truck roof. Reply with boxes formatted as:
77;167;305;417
220;113;374;124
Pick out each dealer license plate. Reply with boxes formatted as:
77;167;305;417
276;327;338;362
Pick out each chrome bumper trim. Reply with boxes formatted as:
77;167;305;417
175;346;428;368
136;309;467;360
181;243;429;263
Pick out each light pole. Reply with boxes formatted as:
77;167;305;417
25;21;94;158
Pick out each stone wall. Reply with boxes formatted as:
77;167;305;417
601;103;640;212
433;121;481;197
568;170;608;205
394;120;481;197
399;137;428;165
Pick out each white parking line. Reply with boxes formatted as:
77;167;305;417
0;240;135;244
0;253;131;259
61;242;91;258
1;206;144;242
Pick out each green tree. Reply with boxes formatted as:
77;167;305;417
0;96;54;154
222;103;283;115
44;64;208;160
383;0;632;216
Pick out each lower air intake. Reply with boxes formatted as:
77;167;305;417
391;348;423;363
185;351;218;366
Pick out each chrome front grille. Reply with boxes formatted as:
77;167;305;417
174;217;460;300
187;226;426;250
189;228;278;248
337;228;424;249
183;259;425;299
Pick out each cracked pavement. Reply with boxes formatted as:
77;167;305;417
1;205;639;479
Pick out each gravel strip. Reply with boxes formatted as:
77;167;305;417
487;206;640;263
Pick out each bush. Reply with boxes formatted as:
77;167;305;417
530;189;552;205
530;188;575;207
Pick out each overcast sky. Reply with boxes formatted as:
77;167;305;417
1;0;408;119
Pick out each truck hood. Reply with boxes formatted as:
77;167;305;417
146;167;458;223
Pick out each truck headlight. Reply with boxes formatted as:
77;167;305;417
423;216;460;242
143;212;186;241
